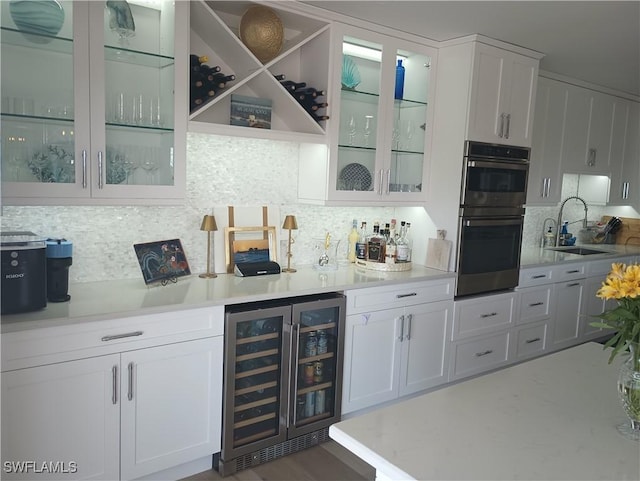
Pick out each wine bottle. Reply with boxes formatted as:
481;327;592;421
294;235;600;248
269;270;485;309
201;65;222;79
189;54;208;67
273;73;286;81
209;73;236;89
280;80;306;92
348;219;359;263
294;87;326;98
298;97;328;111
312;114;330;122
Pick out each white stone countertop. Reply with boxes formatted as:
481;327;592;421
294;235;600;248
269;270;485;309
1;263;454;333
520;243;640;268
330;342;639;481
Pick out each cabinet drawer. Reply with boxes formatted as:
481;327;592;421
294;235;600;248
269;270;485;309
345;278;454;314
2;306;225;371
518;266;554;288
553;263;586;281
449;331;510;381
452;292;515;340
587;256;634;277
517;285;553;325
515;322;547;360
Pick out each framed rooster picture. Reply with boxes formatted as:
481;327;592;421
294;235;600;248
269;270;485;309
133;239;191;285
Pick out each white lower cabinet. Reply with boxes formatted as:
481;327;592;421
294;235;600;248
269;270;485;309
1;307;224;481
2;337;222;481
342;279;454;415
514;321;548;360
449;330;511;381
2;355;121;480
551;279;585;350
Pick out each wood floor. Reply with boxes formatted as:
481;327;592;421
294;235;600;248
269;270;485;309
181;441;375;481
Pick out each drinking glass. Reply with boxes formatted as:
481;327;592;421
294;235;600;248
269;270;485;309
363;115;373;147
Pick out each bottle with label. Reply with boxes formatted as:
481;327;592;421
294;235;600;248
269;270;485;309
386;224;397;264
396;221;409;262
367;222;386;263
356;221;367;260
347;219;359;263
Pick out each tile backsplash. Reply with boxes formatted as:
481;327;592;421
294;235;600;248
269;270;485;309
2;136;637;283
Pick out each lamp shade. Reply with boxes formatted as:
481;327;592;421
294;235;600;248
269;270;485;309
282;215;298;230
200;215;218;232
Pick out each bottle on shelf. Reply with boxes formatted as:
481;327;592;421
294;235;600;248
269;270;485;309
273;73;286;81
190;54;209;71
356;221;368;260
347;219;359;263
312;114;330;122
396;221;409;262
209;73;236;89
294;87;325;98
280;80;307;92
386;223;397;264
395;59;405;100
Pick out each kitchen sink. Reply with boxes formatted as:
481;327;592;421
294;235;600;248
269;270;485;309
548;247;608;255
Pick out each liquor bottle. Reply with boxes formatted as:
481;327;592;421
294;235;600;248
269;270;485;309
404;222;412;262
280;80;306;92
396;221;410;263
356;221;367;260
347;219;359;263
386;224;397;264
367;222;386;263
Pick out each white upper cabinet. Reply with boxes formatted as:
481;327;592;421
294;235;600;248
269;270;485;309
467;43;539;147
1;1;187;205
609;100;639;207
562;84;616;175
526;77;567;205
187;0;331;143
298;24;437;206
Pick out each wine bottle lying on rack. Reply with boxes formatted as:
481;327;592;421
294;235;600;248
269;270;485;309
294;87;325;98
280;80;306;92
273;73;286;81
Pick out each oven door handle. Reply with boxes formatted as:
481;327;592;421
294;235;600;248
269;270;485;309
466;159;528;171
463;218;523;227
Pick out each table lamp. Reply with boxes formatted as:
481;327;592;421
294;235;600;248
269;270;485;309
199;214;218;278
282;215;298;273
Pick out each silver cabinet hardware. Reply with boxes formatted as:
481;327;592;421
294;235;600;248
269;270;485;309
480;312;498;318
587;148;597;167
566;269;581;274
101;331;144;342
567;282;581;287
396;292;417;299
398;315;405;341
529;302;544;307
499;113;505;138
127;362;134;401
112;365;118;405
532;274;547;279
378;169;384;195
81;150;87;188
385;169;391;195
405;314;412;341
525;337;541;344
505;113;511;139
98;151;104;189
475;350;493;357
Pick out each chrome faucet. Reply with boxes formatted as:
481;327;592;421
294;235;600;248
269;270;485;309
556;196;588;246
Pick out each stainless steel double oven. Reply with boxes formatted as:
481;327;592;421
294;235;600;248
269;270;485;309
456;141;530;297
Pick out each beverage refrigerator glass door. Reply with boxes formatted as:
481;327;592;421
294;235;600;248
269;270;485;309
461;141;530;208
456;210;524;297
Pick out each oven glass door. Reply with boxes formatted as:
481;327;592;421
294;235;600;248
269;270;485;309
461;159;528;206
458;216;523;275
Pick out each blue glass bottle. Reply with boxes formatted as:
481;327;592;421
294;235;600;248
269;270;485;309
395;59;405;100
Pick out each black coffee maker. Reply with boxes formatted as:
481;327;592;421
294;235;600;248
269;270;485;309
46;238;73;302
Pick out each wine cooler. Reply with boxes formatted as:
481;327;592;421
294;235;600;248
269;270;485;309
215;293;346;475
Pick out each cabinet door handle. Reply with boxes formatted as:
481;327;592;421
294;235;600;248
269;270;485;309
81;150;88;188
567;282;581;287
378;169;384;195
127;362;134;401
587;148;597;167
498;113;505;138
405;314;412;341
101;331;144;341
396;292;417;299
566;269;580;274
525;337;541;344
398;315;405;341
540;178;547;197
480;312;498;318
529;302;544;307
505;113;511;139
385;169;391;195
532;274;547;279
98;151;104;189
623;182;629;199
475;349;493;357
112;365;118;405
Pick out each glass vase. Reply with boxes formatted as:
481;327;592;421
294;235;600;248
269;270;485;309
617;343;640;441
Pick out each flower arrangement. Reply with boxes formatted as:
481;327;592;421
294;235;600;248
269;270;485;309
591;262;640;366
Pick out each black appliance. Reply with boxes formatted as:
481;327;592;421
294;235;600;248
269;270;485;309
1;231;47;314
456;141;530;297
46;238;73;302
216;293;345;476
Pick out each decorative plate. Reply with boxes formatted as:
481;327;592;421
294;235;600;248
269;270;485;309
339;163;372;191
342;55;361;90
240;5;284;64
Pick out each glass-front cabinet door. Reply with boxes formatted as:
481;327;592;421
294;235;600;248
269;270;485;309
1;1;185;205
328;24;435;204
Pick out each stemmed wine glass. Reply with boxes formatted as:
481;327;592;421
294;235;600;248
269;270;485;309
347;115;357;145
405;120;414;150
363;115;373;147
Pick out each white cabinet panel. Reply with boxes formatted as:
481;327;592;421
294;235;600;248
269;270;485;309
449;331;511;381
551;279;584;350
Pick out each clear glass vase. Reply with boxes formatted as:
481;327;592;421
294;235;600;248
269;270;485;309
617;343;640;441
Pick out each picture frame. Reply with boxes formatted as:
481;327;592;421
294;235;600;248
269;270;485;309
133;239;191;285
225;226;277;273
